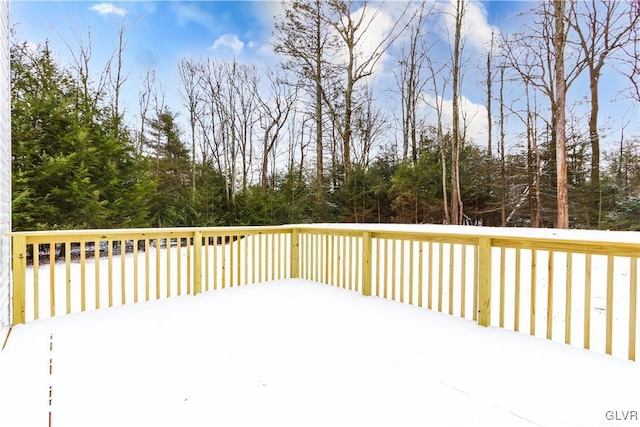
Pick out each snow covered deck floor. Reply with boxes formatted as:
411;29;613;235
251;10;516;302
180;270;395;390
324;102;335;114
1;279;638;427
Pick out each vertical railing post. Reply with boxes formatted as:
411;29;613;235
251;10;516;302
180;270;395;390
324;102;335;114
477;237;492;327
12;235;27;325
362;231;372;296
193;230;202;295
291;228;300;278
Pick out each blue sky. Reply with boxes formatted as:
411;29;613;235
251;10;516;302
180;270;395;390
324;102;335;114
11;1;287;125
9;1;532;80
10;1;639;153
11;1;279;68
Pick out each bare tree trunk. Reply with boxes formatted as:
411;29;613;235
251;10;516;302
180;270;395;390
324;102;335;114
343;52;354;174
525;82;538;228
299;117;308;185
396;2;432;164
178;58;200;202
138;70;154;156
314;0;325;216
149;76;166;168
230;101;237;214
112;19;129;133
439;126;450;225
527;112;535;226
533;95;542;228
450;0;465;225
554;0;569;229
427;59;450;224
499;66;506;226
587;67;601;227
486;33;494;157
617;125;625;191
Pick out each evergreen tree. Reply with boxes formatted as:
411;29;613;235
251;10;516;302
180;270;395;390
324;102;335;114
11;40;152;230
390;148;444;224
144;109;194;227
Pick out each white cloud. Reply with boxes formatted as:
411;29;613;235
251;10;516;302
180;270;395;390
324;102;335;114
439;0;498;52
24;41;39;54
421;93;489;145
210;34;244;57
90;3;127;17
249;2;283;32
353;6;394;76
330;4;395;81
172;3;215;32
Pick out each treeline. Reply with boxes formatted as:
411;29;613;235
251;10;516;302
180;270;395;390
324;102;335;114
11;1;640;231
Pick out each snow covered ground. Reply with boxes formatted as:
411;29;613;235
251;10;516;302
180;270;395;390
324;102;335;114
1;279;639;427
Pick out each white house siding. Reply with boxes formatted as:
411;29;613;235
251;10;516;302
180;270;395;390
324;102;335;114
0;0;10;327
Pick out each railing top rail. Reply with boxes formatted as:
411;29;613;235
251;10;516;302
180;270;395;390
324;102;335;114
294;224;640;255
8;223;639;256
8;225;296;242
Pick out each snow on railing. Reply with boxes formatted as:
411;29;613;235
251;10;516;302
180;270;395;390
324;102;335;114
10;225;639;362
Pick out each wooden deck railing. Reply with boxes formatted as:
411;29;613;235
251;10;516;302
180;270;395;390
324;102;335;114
10;225;639;361
10;227;293;323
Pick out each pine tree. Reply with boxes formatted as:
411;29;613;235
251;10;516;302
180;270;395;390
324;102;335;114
144;109;194;227
11;40;152;230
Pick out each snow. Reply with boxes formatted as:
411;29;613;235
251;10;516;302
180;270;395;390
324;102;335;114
299;223;640;245
299;224;639;359
1;279;639;427
3;224;639;425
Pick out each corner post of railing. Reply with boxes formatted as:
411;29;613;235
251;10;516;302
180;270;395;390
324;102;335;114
193;230;203;295
290;228;300;278
477;237;492;327
11;234;27;325
362;231;372;296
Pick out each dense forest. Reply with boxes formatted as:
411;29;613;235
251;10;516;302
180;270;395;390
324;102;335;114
11;0;640;231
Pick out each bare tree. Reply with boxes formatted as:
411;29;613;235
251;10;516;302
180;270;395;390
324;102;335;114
485;31;496;157
231;62;260;192
137;69;155;156
219;61;237;208
617;19;640;102
324;0;412;175
351;84;387;168
196;59;261;216
395;1;435;162
569;1;639;226
137;68;166;164
496;66;544;228
109;18;131;132
60;18;131;136
426;57;451;224
59;25;111;117
258;70;298;190
177;57;202;200
274;0;338;219
499;65;507;226
449;0;466;225
528;83;543;228
199;58;225;177
503;0;585;228
199;59;237;209
554;0;569;228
